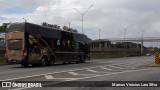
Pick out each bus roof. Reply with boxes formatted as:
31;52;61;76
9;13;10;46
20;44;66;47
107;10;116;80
6;22;91;43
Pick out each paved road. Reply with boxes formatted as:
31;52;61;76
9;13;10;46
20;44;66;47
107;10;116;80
0;56;159;90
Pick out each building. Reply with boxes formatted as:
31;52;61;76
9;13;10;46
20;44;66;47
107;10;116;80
90;39;142;56
91;39;111;52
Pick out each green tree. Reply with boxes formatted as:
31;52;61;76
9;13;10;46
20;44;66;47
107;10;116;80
41;22;61;29
0;23;10;32
62;26;68;30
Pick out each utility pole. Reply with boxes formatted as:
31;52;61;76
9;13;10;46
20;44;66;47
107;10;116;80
141;29;145;55
120;25;128;57
73;5;94;34
124;28;127;57
99;29;101;39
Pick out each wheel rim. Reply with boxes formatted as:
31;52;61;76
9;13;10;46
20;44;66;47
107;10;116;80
42;58;46;66
50;57;55;65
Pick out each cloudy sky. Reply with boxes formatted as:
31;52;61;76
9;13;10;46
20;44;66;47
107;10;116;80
0;0;160;45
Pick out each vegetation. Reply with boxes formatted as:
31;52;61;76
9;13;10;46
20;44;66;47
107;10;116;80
0;23;10;32
41;22;61;29
146;62;160;67
0;54;6;65
90;52;126;59
0;22;78;33
41;22;78;33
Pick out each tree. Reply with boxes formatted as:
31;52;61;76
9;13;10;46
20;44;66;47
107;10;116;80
0;23;10;32
41;22;48;26
51;24;61;29
62;26;78;33
41;22;78;32
41;22;61;29
63;26;68;30
73;29;78;33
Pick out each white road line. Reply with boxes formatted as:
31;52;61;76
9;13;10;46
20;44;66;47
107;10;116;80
114;65;137;69
1;57;152;81
50;78;80;80
0;65;105;81
67;68;156;81
100;66;112;70
108;65;124;69
10;68;156;90
122;62;148;67
87;69;97;73
45;74;81;80
117;61;150;67
68;72;79;75
45;75;54;79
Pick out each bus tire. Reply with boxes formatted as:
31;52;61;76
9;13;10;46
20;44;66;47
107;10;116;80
80;55;85;63
41;57;48;66
48;56;55;65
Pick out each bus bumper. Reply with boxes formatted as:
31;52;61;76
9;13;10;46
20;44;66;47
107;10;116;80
6;58;24;64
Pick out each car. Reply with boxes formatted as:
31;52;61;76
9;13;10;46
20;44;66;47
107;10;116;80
146;53;151;56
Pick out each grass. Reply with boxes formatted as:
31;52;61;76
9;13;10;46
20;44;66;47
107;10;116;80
146;62;160;67
0;54;7;65
90;53;126;59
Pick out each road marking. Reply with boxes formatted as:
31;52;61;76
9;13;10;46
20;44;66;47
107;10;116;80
66;68;156;81
45;75;54;79
68;72;79;75
87;69;97;73
49;78;80;80
108;65;124;69
114;65;137;69
44;74;81;80
1;57;153;81
100;66;112;70
10;68;156;90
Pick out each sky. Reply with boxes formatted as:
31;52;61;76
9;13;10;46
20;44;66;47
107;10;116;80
0;0;160;47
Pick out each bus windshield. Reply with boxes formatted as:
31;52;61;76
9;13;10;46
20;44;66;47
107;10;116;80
7;39;23;50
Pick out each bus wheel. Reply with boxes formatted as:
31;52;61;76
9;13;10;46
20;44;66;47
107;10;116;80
41;57;48;66
80;55;85;63
48;56;55;66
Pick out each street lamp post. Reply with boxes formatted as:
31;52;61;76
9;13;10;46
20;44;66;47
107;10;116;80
73;5;93;34
99;29;101;39
23;18;27;22
141;29;145;55
124;28;127;57
120;25;128;57
68;21;71;28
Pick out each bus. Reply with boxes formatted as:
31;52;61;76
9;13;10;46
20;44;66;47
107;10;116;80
5;22;90;67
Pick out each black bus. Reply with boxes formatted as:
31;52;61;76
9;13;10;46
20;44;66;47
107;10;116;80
5;22;90;67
